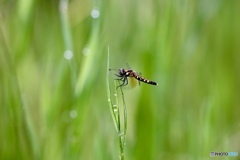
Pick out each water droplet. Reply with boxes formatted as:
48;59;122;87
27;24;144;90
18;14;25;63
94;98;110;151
69;110;77;118
64;50;73;60
118;132;124;136
91;8;100;19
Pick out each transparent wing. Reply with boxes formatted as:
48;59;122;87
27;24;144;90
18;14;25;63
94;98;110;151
118;77;139;90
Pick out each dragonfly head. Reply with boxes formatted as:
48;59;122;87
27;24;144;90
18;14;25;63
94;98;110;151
118;68;126;76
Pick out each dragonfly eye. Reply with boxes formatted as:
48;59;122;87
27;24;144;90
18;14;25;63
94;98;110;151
119;68;125;76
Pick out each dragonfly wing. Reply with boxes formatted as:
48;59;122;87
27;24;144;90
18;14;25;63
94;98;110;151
129;77;138;88
119;77;139;90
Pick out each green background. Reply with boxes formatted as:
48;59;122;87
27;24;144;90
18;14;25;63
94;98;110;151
0;0;240;159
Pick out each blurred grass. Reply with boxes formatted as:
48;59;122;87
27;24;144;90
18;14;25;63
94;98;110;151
0;0;240;160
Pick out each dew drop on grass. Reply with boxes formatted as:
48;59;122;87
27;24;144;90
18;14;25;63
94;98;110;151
64;50;73;60
118;132;124;136
69;110;77;119
91;8;100;19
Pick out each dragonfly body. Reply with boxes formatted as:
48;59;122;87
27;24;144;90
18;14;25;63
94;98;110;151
115;68;158;89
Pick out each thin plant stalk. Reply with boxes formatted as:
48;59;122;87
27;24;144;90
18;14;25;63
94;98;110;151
59;0;73;50
106;47;127;160
106;47;119;133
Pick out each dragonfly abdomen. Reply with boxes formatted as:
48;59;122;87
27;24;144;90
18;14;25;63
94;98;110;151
134;75;158;85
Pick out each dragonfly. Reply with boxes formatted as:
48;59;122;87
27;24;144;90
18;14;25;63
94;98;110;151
109;65;158;89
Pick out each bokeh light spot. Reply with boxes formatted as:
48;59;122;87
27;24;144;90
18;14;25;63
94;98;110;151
69;110;77;119
91;9;100;19
64;50;73;60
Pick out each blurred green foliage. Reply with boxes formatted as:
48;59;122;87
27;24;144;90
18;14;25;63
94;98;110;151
0;0;240;159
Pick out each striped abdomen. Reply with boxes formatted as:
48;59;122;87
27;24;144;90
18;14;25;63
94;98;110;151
134;74;158;86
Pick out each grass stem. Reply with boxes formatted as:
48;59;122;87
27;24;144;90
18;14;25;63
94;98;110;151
106;47;127;160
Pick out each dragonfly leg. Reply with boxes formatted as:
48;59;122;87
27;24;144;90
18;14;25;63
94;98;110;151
115;74;122;78
116;76;128;89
